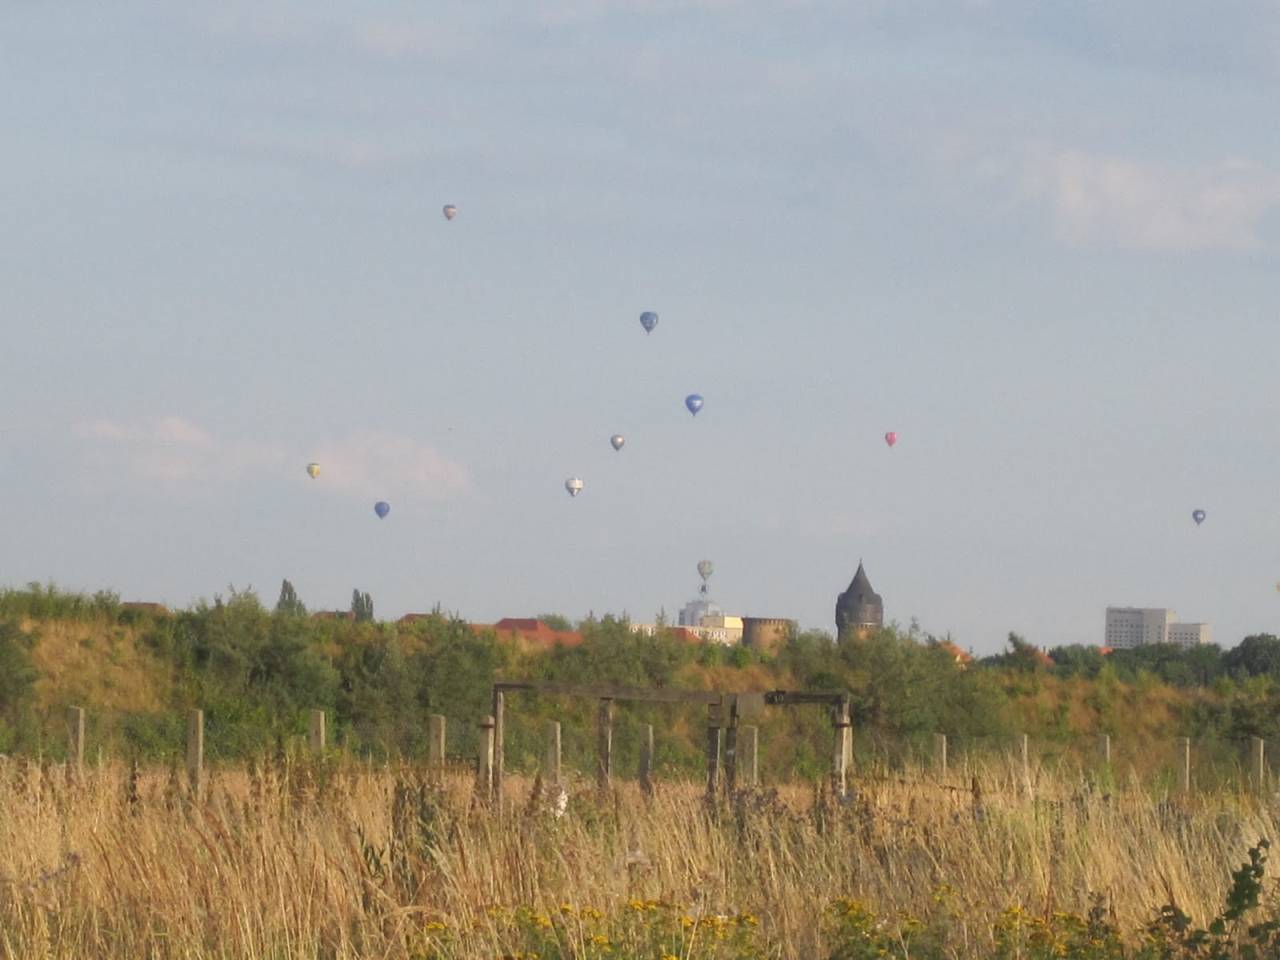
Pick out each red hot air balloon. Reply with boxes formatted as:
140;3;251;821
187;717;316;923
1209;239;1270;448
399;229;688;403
884;432;898;448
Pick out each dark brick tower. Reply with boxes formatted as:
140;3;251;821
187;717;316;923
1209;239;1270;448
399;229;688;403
835;561;883;640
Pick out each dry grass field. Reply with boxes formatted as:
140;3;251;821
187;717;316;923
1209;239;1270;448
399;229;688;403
0;754;1277;959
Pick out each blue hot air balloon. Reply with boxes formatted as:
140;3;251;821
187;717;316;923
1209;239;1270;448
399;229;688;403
685;394;704;416
374;501;391;519
639;311;658;334
1192;509;1206;526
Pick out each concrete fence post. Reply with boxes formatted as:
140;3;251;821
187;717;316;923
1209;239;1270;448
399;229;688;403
832;702;852;799
545;720;562;786
596;699;613;793
477;716;495;799
428;714;446;780
740;725;759;788
308;710;326;753
67;706;85;784
186;709;204;803
1252;737;1266;792
1179;737;1191;793
934;733;948;779
638;724;654;798
492;691;506;807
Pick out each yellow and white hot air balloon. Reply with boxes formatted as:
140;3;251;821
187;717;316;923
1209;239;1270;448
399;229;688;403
306;462;320;479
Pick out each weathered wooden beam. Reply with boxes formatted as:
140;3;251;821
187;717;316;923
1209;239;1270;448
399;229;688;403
493;681;727;704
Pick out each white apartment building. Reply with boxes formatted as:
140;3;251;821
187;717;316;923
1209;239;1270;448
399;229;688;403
1168;622;1212;648
1104;607;1210;650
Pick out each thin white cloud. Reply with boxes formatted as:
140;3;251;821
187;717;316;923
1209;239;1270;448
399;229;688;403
75;419;467;502
311;431;469;502
76;416;275;485
1025;150;1280;251
80;415;213;448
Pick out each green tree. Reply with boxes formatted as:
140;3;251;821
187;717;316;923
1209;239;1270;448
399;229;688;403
537;613;573;631
275;579;306;617
351;589;374;623
1223;635;1280;679
0;620;37;750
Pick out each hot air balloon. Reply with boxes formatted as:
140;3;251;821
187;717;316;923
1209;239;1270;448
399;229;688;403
565;477;584;498
374;501;390;519
1192;509;1206;526
639;311;658;334
685;394;704;416
443;204;457;221
306;462;320;479
696;559;714;594
884;432;898;448
610;434;625;451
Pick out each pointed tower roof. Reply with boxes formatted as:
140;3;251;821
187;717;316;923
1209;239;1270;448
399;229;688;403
844;561;881;605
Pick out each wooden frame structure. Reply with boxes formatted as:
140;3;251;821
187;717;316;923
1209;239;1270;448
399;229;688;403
486;682;852;806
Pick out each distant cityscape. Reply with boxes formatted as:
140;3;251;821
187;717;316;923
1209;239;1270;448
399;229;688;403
129;561;1215;655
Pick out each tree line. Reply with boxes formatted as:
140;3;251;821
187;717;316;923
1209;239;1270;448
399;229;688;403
1;582;1279;773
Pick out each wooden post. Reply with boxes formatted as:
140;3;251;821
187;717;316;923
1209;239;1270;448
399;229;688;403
596;699;613;793
492;690;505;807
705;699;722;802
638;724;655;798
934;733;947;779
1178;737;1191;793
186;709;204;802
477;716;495;798
545;720;562;786
724;697;740;796
1252;737;1265;791
1099;734;1111;766
428;714;446;780
739;725;759;788
67;706;85;784
832;701;852;799
1020;733;1030;786
308;710;326;753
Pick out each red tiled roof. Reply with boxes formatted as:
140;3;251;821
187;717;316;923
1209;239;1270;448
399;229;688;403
473;618;584;649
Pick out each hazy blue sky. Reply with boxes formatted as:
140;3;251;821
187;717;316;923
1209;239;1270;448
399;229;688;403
3;2;1279;653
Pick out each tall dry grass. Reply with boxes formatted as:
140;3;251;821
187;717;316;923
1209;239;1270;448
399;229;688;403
0;753;1275;959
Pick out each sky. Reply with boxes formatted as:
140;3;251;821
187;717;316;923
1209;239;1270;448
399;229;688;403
2;1;1279;654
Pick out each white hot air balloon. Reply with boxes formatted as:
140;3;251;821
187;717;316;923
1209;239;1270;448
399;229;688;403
565;477;584;498
610;434;625;451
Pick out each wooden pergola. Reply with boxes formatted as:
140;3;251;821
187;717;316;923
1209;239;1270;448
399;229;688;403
482;682;852;806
